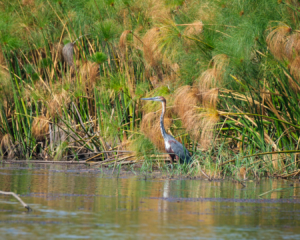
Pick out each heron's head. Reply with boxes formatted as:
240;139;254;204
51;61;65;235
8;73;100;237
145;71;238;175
141;96;166;102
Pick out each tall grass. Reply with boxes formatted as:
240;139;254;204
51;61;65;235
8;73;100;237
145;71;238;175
1;0;300;178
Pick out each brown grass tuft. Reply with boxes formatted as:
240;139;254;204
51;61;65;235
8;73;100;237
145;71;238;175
149;75;159;88
141;109;173;151
290;56;300;90
286;0;300;24
285;33;300;61
31;116;49;141
201;88;219;109
184;21;203;36
211;54;230;74
199;54;229;91
199;68;218;90
142;27;161;68
141;25;178;81
198;2;217;22
117;8;129;26
0;66;14;111
174;86;200;117
51;43;64;63
0;47;5;67
174;86;219;149
133;26;144;51
173;86;201;140
0;134;15;158
266;24;292;60
79;61;100;87
184;21;203;47
197;109;219;149
22;0;34;6
182;107;219;149
48;90;70;117
144;0;171;23
119;30;132;54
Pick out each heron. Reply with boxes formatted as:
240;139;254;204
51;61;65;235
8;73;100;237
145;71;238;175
141;96;192;164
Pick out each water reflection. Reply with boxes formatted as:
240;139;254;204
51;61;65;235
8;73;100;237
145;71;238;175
0;164;300;239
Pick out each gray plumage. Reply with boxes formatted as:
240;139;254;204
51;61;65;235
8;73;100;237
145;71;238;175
62;35;90;67
62;42;74;67
141;96;192;164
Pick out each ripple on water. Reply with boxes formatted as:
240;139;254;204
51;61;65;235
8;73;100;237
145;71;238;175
0;164;300;240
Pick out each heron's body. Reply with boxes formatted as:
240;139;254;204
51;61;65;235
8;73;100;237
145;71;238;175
142;96;192;164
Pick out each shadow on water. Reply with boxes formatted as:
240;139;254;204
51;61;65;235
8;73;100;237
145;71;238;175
0;163;300;239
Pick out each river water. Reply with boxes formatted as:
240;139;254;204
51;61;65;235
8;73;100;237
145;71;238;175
0;164;300;239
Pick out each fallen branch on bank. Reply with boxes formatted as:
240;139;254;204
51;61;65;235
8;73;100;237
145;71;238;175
0;191;32;211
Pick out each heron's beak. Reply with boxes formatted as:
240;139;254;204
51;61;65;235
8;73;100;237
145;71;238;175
141;97;159;101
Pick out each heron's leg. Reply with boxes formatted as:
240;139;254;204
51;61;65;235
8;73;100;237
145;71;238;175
175;155;180;162
169;154;175;164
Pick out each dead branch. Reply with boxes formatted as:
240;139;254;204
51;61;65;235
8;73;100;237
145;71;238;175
0;191;32;211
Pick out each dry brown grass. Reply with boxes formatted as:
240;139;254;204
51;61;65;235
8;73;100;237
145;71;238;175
133;26;144;51
141;109;173;151
142;27;161;68
174;86;200;117
0;134;15;158
142;27;166;81
118;8;129;26
182;107;219;149
211;54;230;75
285;32;300;61
140;22;180;82
22;0;35;6
199;68;218;90
197;109;219;149
79;61;99;87
290;56;300;88
199;54;229;92
51;43;64;63
266;24;292;60
184;21;203;35
48;89;70;117
0;47;5;67
286;0;300;24
149;75;160;88
174;86;219;149
143;0;171;23
31;116;49;141
198;1;218;22
119;30;132;56
183;21;203;47
201;88;219;109
0;69;14;112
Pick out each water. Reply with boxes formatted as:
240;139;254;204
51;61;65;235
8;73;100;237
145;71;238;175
0;164;300;239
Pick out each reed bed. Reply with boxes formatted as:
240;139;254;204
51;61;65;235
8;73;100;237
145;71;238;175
1;0;300;179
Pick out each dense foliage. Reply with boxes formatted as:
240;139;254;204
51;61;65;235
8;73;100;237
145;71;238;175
1;0;300;178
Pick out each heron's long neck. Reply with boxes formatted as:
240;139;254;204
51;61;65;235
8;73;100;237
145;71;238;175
160;101;167;138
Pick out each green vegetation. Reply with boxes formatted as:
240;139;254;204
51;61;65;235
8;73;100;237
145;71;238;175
1;0;300;179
